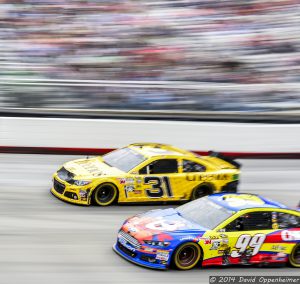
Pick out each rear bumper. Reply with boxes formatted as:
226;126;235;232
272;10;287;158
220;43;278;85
113;242;168;270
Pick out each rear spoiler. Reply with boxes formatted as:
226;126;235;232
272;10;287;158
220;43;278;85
208;151;241;169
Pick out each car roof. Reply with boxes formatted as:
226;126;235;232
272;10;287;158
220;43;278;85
129;143;197;159
208;193;289;212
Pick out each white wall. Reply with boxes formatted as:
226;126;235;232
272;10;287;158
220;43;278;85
1;117;299;152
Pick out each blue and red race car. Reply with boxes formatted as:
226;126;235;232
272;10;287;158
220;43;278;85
113;193;300;270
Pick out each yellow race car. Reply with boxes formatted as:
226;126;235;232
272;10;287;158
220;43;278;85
51;143;241;206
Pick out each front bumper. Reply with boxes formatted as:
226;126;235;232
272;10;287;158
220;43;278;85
113;238;171;270
51;175;90;205
51;187;89;205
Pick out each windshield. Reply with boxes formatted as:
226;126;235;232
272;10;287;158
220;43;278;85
102;147;146;172
177;196;234;229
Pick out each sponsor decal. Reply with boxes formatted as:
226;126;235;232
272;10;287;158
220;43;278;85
125;178;135;184
127;225;138;233
210;240;222;250
156;250;169;261
78;162;106;176
271;245;287;251
143;247;155;253
145;218;186;231
180;236;198;242
220;234;228;238
79;191;87;197
203;238;212;245
186;173;229;182
281;230;300;241
118;237;136;252
118;178;126;184
125;185;135;192
274;252;287;260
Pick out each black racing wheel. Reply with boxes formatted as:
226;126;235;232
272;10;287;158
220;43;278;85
92;183;118;206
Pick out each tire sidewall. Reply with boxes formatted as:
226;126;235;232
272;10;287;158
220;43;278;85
191;184;212;200
289;243;300;268
173;242;202;270
93;183;118;206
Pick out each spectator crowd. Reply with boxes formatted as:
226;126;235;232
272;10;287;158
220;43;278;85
0;0;299;111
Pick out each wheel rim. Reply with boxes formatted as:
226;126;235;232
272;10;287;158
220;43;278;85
96;186;115;204
291;245;300;265
177;245;199;268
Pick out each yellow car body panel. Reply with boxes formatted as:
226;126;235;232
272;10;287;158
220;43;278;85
51;143;240;205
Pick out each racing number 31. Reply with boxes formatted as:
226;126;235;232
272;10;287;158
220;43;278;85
144;177;173;198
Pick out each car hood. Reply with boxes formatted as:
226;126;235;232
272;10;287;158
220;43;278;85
63;157;123;178
122;208;207;242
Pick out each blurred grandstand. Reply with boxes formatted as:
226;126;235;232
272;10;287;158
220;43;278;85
0;0;299;114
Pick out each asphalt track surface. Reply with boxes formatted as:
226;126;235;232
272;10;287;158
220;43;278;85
0;154;299;284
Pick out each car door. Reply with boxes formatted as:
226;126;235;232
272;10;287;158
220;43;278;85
134;158;182;202
275;211;300;257
214;211;276;265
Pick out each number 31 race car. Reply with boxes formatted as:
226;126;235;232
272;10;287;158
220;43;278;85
51;143;240;206
113;193;300;270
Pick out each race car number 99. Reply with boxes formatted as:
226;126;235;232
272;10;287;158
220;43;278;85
231;234;266;258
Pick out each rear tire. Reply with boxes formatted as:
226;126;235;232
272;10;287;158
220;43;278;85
289;244;300;268
92;183;118;206
173;242;201;270
191;184;212;200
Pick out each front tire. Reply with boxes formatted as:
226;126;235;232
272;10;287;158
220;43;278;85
289;244;300;268
92;183;118;206
173;242;202;270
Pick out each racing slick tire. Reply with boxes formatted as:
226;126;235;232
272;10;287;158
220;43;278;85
289;243;300;268
191;184;213;200
92;183;118;206
173;242;202;270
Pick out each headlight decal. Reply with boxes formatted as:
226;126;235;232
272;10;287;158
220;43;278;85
74;180;91;186
143;240;170;247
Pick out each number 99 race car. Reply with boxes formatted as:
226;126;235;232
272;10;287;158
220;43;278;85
113;193;300;270
51;143;240;206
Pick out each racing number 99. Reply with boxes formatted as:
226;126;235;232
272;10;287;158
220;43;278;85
231;234;266;258
144;177;173;198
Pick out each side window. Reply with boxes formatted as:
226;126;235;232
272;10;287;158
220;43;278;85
182;160;206;173
139;166;147;175
225;212;272;232
277;212;300;229
139;159;178;174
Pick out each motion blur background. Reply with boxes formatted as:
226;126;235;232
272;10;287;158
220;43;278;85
0;0;300;115
1;3;300;284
